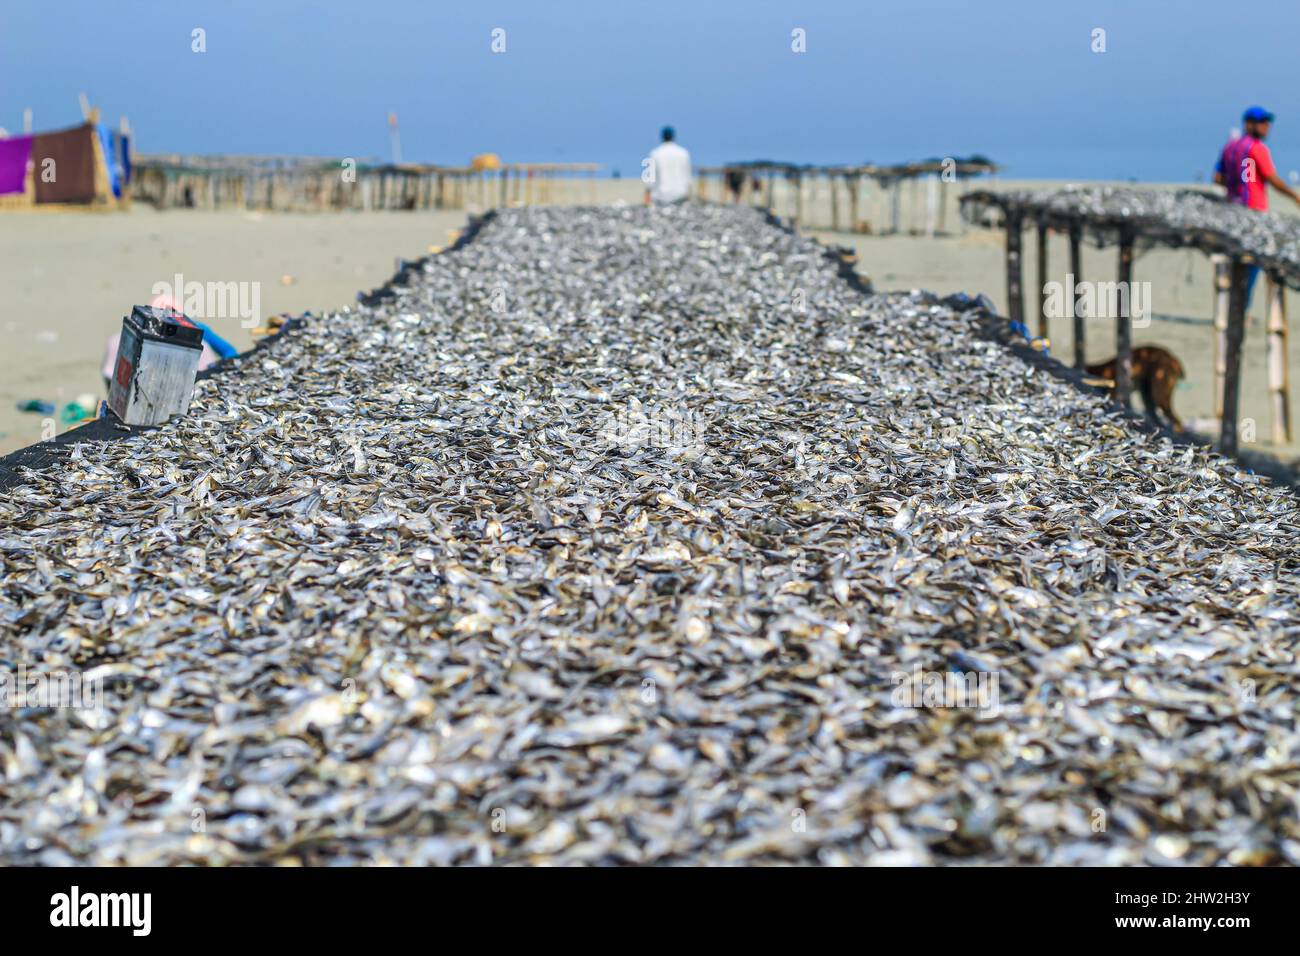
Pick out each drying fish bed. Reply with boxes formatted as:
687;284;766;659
961;187;1300;287
2;204;1299;866
961;186;1299;456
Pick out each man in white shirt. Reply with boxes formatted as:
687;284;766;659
646;127;692;204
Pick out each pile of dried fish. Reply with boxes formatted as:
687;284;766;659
962;185;1300;288
2;204;1299;866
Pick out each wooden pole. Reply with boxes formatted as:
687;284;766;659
1005;211;1025;330
1036;221;1049;339
1212;254;1231;418
1266;273;1292;443
829;174;840;231
1114;227;1135;407
1070;222;1085;368
890;179;901;234
938;177;948;233
925;174;938;238
1221;258;1250;458
848;175;860;232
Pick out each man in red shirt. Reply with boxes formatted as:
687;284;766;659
1215;107;1300;210
1214;107;1300;303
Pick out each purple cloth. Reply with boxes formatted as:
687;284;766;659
0;135;33;195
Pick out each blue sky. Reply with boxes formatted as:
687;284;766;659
2;0;1298;180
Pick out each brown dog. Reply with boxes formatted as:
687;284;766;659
1086;345;1186;430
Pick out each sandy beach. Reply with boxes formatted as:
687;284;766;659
2;178;1298;464
0;207;470;452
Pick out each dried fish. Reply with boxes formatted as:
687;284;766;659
1;203;1298;866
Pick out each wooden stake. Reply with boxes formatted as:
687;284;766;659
848;175;859;232
1036;221;1049;339
830;174;840;231
1220;258;1250;458
1114;227;1135;407
890;179;901;234
1005;211;1025;329
925;174;938;238
1266;273;1292;443
1212;254;1231;418
1069;222;1085;368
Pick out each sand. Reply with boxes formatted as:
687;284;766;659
0;207;471;452
2;177;1298;466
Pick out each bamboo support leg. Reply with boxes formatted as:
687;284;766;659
925;174;938;238
1213;254;1230;418
1115;229;1135;408
1267;275;1292;443
1221;259;1250;457
1069;223;1085;369
1005;212;1025;330
1036;222;1049;340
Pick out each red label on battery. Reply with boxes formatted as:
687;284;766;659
115;355;134;388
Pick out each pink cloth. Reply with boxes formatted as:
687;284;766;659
0;134;33;194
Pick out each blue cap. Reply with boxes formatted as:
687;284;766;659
1244;106;1275;123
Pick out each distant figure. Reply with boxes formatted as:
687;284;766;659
725;167;746;203
1087;345;1186;431
646;126;691;205
1214;107;1300;303
1215;107;1300;211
